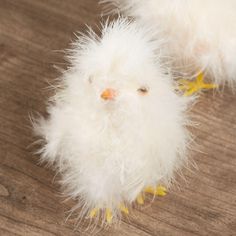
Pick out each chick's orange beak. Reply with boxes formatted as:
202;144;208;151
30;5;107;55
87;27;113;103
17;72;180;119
101;88;117;100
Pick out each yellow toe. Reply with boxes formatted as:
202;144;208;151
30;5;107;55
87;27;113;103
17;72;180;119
120;204;129;215
137;194;145;205
145;186;156;195
145;185;167;196
156;185;167;196
106;208;113;223
89;208;99;218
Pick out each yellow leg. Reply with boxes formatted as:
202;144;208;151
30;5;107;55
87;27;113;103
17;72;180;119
179;72;218;96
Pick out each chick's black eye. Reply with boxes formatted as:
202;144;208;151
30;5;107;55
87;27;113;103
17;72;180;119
137;86;149;95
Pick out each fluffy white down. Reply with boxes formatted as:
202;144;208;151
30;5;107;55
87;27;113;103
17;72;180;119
102;0;236;86
34;18;191;221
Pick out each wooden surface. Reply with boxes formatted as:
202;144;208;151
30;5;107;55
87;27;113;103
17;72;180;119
0;0;236;235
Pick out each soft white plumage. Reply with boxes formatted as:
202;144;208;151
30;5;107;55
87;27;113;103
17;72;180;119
34;18;191;223
103;0;236;86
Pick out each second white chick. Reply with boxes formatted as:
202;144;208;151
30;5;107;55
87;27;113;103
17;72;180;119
34;18;191;223
103;0;236;86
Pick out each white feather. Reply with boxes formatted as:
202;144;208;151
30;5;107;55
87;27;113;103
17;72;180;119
103;0;236;86
34;18;192;222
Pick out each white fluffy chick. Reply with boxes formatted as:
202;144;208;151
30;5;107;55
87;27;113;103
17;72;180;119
103;0;236;87
34;18;191;224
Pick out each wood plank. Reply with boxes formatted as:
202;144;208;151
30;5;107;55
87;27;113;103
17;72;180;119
0;0;236;235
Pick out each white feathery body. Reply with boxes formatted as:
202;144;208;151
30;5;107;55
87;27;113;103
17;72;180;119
103;0;236;86
34;18;191;222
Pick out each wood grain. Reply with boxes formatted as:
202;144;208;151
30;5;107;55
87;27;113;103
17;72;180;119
0;0;235;235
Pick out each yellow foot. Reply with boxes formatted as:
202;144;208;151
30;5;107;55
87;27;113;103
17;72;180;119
89;204;129;223
89;208;113;223
119;204;129;215
89;208;99;218
144;185;167;197
105;208;112;224
179;72;218;96
136;193;145;205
